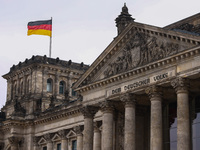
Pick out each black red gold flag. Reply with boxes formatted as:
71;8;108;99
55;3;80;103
27;19;52;37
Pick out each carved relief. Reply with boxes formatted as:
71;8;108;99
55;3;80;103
171;77;189;92
80;106;98;118
145;85;162;99
100;100;114;113
104;31;179;77
173;23;200;35
73;125;83;135
120;93;136;106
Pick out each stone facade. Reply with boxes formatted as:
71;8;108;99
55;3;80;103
1;4;200;150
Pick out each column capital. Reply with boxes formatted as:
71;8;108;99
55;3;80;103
171;77;189;93
100;100;114;113
73;125;83;136
145;85;162;100
80;105;98;118
120;93;136;107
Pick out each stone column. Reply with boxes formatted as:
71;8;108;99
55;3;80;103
44;133;53;150
120;93;136;150
58;130;68;150
100;100;114;150
145;85;163;150
74;126;83;150
93;121;101;150
171;77;190;150
80;106;98;150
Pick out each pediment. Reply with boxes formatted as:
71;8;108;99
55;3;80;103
66;130;76;138
74;22;200;90
38;137;46;145
52;133;61;141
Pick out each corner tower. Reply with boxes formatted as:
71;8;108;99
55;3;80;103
115;3;135;35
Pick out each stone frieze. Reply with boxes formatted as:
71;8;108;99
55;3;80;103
104;31;180;77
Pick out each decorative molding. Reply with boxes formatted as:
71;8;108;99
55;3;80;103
58;129;67;139
120;93;136;107
73;125;83;135
104;31;180;78
172;23;200;35
76;46;200;93
44;133;53;143
145;85;162;100
100;100;114;113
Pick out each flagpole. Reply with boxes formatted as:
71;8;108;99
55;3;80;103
49;17;52;58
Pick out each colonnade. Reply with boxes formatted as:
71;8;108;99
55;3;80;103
8;77;190;150
81;77;191;150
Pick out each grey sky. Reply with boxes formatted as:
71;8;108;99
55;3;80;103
0;0;199;108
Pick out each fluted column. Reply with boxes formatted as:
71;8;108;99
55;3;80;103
80;106;98;150
74;126;83;150
58;130;68;150
100;100;114;150
93;122;101;150
44;133;53;150
120;93;136;150
145;85;163;150
171;77;190;150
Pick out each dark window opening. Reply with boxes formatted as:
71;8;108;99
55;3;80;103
43;146;47;150
57;143;61;150
47;78;53;92
59;81;65;94
192;96;200;150
71;83;77;96
72;140;77;150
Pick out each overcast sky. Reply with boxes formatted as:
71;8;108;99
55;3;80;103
0;0;200;108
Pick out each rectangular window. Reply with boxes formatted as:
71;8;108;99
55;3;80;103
57;143;61;150
43;146;47;150
72;140;77;150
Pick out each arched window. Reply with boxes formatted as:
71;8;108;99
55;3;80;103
59;81;65;94
47;78;53;92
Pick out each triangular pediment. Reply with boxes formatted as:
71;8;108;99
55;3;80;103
66;130;76;138
38;137;46;145
74;21;200;90
52;133;61;141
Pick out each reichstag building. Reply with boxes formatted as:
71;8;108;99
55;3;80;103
0;4;200;150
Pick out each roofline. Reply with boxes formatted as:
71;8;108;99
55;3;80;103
164;13;200;30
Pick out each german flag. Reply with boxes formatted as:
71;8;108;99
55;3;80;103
27;19;52;37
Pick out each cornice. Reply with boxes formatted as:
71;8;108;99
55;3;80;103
76;45;200;93
34;105;82;125
74;22;200;91
1;104;83;131
3;63;84;80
